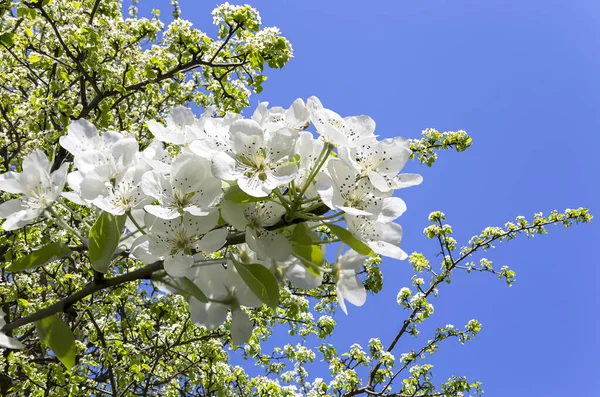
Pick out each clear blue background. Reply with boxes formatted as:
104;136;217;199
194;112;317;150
141;1;600;395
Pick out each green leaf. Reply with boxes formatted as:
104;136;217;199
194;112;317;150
223;184;266;203
292;224;324;267
0;33;15;47
233;260;279;309
180;277;209;303
150;275;209;302
88;212;126;273
35;315;77;369
327;224;376;257
6;242;71;272
28;53;42;63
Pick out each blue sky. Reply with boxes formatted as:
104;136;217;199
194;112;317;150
142;1;600;395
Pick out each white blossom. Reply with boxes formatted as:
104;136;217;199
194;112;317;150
333;250;367;314
188;263;263;345
346;215;408;260
147;105;214;146
0;151;68;230
132;211;227;277
211;119;298;197
142;153;223;219
220;200;291;261
251;98;310;133
338;136;422;192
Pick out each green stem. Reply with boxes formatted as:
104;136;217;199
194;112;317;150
58;199;92;230
45;207;86;243
273;189;292;208
127;211;146;235
295;143;333;205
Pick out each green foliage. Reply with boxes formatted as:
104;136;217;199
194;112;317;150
0;1;592;396
35;314;77;369
88;212;126;273
292;223;325;267
327;224;376;257
5;242;71;272
233;260;280;309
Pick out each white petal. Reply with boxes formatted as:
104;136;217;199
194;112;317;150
51;163;69;194
147;120;184;145
368;169;391;192
249;229;291;261
284;259;323;289
266;163;298;187
0;199;26;218
168;106;195;126
93;198;125;216
79;177;108;201
315;172;335;209
338;273;367;309
377;137;412;175
231;307;253;345
219;201;248;231
285;98;309;130
142;141;171;172
61;192;86;206
23;150;51;174
257;201;286;227
336;282;349;314
0;333;24;350
144;205;180;220
368;240;408;260
237;174;270;198
182;211;218;236
338;250;366;272
196;229;228;253
60;119;99;155
379;221;404;245
211;152;242;181
111;137;139;171
230;119;264;138
376;197;407;224
164;252;194;278
391;173;423;189
141;171;171;201
251;102;269;124
130;235;158;264
0;172;22;194
74;150;108;174
189;299;228;330
99;130;125;148
184;206;215;217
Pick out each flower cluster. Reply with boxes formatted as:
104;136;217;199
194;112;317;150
0;97;421;344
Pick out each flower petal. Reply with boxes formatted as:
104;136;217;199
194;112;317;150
60;119;99;155
196;229;229;253
189;299;228;330
0;172;22;194
231;307;253;345
376;197;407;224
164;252;194;278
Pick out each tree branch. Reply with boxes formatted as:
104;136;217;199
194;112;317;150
1;261;162;333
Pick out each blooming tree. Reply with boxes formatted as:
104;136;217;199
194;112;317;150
0;1;593;396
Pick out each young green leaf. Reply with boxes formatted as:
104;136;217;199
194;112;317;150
180;277;209;303
0;32;15;47
233;260;279;309
327;224;376;257
35;315;77;370
292;224;324;266
88;212;126;273
6;242;71;272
